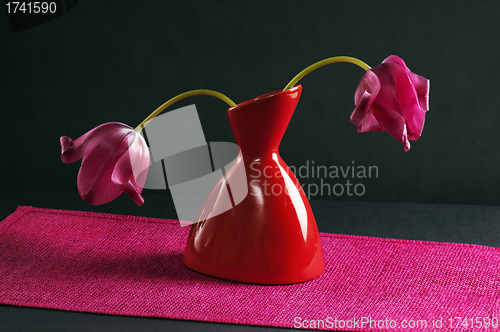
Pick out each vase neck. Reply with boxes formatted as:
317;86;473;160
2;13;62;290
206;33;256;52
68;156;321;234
226;86;302;155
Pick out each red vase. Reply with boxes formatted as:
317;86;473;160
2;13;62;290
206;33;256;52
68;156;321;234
183;85;324;284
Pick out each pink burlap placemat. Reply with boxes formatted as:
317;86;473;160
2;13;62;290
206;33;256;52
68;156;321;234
1;206;499;331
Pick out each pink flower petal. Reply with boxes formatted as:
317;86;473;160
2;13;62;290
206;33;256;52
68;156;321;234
371;102;411;152
356;111;384;133
370;65;403;117
76;133;130;205
61;122;151;206
351;55;429;150
126;133;150;190
351;70;381;127
385;56;430;112
111;134;150;206
379;56;428;139
60;123;131;164
408;71;430;112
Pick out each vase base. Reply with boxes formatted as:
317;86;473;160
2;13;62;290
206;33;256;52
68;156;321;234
183;252;324;285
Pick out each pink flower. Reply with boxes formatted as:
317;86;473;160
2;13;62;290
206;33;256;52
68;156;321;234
350;55;430;151
60;122;150;206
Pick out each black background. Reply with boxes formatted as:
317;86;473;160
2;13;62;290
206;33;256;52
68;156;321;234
1;0;500;205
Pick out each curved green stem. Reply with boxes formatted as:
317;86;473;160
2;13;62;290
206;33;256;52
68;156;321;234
283;56;371;91
135;89;236;132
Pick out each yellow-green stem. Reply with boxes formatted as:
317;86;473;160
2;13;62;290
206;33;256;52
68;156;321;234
135;89;236;132
283;56;371;91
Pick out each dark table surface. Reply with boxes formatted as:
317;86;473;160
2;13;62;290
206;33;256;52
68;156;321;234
1;189;499;332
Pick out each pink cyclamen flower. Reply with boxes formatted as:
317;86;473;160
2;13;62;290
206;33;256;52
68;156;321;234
350;55;430;151
60;122;150;205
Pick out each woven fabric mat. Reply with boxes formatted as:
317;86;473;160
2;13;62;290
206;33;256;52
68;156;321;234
1;206;500;331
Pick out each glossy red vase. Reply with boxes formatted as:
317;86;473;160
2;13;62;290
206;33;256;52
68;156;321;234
183;85;324;284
